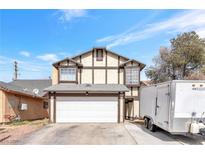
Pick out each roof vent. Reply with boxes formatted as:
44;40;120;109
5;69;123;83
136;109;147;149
33;88;39;95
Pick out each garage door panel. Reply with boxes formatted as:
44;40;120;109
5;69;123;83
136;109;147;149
57;102;117;110
56;97;118;123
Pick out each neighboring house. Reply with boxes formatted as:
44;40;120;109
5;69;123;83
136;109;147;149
45;47;145;123
0;79;51;123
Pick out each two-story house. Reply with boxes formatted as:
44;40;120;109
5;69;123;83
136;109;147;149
45;47;145;123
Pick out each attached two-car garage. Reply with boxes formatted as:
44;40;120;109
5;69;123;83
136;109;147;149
45;84;129;123
56;97;118;123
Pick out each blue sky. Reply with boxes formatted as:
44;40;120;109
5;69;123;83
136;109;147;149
0;9;205;82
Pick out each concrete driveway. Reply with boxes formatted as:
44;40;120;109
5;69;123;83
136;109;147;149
125;122;205;145
16;123;137;145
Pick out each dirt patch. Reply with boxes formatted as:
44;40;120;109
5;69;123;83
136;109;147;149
0;119;48;145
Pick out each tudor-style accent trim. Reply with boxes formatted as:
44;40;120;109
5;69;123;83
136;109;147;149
70;48;145;70
92;49;94;84
130;86;134;119
79;55;82;84
138;86;141;118
105;50;107;84
53;58;82;68
125;96;139;101
76;67;78;83
123;92;125;122
123;68;125;85
118;56;120;84
131;87;133;96
119;59;145;71
48;92;51;122
118;92;120;123
55;93;119;97
82;66;119;69
53;92;56;123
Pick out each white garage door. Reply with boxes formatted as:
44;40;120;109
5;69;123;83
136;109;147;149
56;97;118;123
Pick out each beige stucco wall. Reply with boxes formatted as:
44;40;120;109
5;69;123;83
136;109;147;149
107;69;118;84
75;57;80;63
0;90;48;123
81;52;92;66
132;87;139;96
94;69;105;84
52;66;58;85
119;69;124;84
81;69;92;84
125;61;139;67
119;57;127;64
125;87;132;96
107;52;118;66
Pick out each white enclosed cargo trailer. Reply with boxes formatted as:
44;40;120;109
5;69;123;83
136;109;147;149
140;80;205;135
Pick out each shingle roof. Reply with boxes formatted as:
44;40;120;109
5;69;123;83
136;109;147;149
0;81;42;98
44;84;129;93
9;79;52;96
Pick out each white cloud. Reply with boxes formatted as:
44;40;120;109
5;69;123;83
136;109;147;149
37;54;59;62
97;10;205;48
0;55;53;82
20;51;30;57
57;9;87;22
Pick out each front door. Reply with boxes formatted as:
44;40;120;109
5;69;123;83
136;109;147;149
125;99;134;120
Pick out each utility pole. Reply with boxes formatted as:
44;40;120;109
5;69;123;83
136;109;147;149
13;61;18;81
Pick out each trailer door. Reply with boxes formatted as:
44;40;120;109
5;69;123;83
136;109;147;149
156;84;170;129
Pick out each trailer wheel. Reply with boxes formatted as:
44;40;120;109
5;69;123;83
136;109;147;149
144;118;149;128
148;119;156;132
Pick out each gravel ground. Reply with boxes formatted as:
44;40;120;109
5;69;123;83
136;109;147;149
0;119;48;145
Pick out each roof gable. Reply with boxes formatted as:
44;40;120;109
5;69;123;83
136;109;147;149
71;48;145;70
53;58;83;68
119;59;146;70
52;47;146;70
71;48;130;61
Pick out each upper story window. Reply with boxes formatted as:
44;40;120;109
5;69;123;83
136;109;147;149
125;67;139;85
60;67;76;82
96;49;103;61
